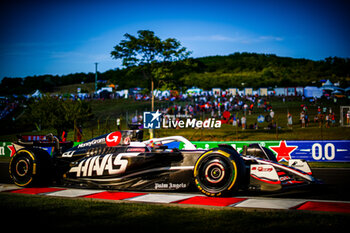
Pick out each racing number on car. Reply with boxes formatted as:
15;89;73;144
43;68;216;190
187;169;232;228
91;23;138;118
69;153;137;177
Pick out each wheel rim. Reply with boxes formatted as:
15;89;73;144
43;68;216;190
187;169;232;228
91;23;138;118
16;159;29;177
204;160;225;183
197;155;234;192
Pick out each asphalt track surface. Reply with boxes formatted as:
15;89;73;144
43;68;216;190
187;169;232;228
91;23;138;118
1;161;349;202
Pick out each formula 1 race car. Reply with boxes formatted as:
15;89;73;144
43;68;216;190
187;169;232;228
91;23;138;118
9;130;320;197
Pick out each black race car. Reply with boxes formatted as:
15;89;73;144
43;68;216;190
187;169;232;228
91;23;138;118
9;130;320;197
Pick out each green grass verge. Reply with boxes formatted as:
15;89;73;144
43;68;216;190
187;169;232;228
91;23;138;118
0;193;349;231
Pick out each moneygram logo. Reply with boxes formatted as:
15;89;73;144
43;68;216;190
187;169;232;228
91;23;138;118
106;131;122;147
143;110;221;129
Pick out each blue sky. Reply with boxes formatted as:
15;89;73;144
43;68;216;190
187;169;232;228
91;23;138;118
0;0;349;78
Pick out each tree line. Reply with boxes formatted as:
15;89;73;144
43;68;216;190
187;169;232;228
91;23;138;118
1;52;349;96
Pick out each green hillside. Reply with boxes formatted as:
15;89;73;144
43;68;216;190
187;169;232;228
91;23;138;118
184;53;350;89
1;52;349;95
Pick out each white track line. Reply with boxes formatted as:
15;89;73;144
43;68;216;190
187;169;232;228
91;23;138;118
232;198;306;209
45;188;104;197
126;193;199;203
0;184;22;192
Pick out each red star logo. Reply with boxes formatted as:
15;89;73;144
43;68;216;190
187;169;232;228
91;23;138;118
7;145;16;157
269;140;297;162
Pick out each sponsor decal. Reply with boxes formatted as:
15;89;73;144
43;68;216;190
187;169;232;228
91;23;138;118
127;147;146;152
162;118;221;129
78;138;105;148
62;150;75;158
269;140;298;162
143;110;221;129
154;182;187;190
123;137;130;145
0;143;4;156
252;166;273;172
106;131;122;147
143;110;162;129
280;175;292;182
250;165;280;184
0;142;15;157
8;144;16;157
69;153;130;177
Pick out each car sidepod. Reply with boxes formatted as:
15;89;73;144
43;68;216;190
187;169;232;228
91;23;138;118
63;148;200;191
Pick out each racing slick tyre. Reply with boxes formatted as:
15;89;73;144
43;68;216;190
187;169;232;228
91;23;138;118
193;147;245;197
9;148;53;187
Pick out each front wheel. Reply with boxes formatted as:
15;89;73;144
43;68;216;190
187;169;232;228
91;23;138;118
193;147;245;197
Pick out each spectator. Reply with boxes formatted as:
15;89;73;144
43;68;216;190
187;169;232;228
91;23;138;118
76;125;83;142
305;112;309;127
319;113;324;128
300;111;305;128
330;112;335;126
270;109;275;123
116;117;121;130
287;112;293;129
132;115;138;124
325;114;330;128
232;114;237;126
241;116;246;130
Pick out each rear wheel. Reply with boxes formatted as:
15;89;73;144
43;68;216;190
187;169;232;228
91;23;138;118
194;147;245;197
9;149;52;187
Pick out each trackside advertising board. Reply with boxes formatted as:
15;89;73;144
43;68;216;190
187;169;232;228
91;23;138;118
1;140;349;162
181;140;350;162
